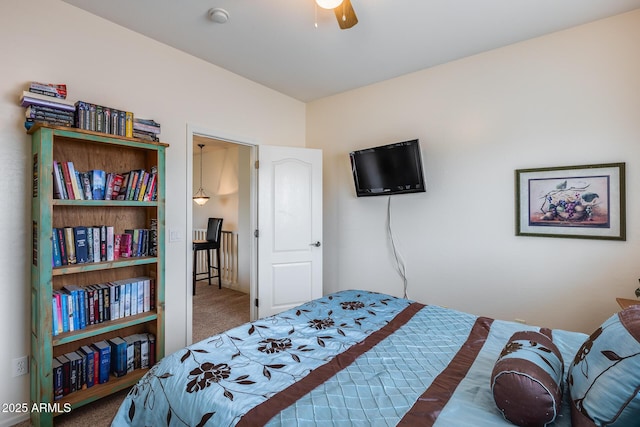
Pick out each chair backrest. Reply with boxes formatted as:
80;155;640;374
206;217;223;244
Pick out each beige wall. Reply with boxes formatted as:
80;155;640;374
308;10;640;335
0;1;305;425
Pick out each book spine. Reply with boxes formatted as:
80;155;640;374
63;227;76;264
73;226;89;264
52;228;62;267
60;162;75;200
29;82;67;99
118;110;126;137
89;104;97;131
103;107;111;134
21;95;76;111
106;226;115;261
110;109;120;136
92;227;100;263
125;111;133;138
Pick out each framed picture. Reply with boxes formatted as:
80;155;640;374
515;163;625;240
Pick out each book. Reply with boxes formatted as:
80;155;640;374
106;226;115;261
73;226;89;264
78;345;96;388
148;334;156;367
136;333;150;369
86;226;94;262
66;162;82;200
90;170;106;200
111;109;120;136
52;358;64;400
52;228;62;267
20;90;75;111
123;335;138;373
92;227;101;263
116;172;129;200
125;111;133;138
60;161;75;199
107;337;127;377
110;173;125;200
144;168;158;201
65;351;83;392
26;105;74;122
129;280;138;316
100;225;107;261
113;234;121;261
80;172;92;200
52;291;63;336
56;354;71;396
75;101;88;130
91;340;111;384
61;288;78;331
29;82;67;99
119;232;132;258
63;227;76;264
56;227;68;266
52;161;66;199
59;291;69;332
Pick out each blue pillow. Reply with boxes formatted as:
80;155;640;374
491;330;564;427
568;306;640;426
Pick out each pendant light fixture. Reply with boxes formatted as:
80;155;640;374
316;0;343;9
193;143;210;206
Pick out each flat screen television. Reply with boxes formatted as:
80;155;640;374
349;139;426;197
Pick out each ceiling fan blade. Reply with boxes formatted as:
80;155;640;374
334;0;358;29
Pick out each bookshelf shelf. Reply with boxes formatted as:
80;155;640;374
53;312;159;346
53;199;159;207
29;124;167;426
52;256;157;276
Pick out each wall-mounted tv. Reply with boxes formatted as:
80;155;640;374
349;139;426;197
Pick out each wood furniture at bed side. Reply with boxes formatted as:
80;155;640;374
616;297;640;310
29;125;168;427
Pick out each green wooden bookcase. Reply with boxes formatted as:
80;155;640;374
29;124;167;426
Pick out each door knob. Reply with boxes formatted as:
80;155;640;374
310;241;321;247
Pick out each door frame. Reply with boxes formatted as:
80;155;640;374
185;124;259;345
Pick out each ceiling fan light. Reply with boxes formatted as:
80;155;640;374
316;0;343;10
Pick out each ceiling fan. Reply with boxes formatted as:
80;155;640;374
316;0;358;29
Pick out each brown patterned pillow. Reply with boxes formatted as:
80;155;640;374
491;330;564;427
568;306;640;426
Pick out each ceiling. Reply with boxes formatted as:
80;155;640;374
62;0;640;102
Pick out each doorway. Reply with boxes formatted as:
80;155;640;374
187;125;257;345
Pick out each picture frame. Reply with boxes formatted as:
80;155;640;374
515;163;625;240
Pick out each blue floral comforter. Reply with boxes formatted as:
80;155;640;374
111;290;586;426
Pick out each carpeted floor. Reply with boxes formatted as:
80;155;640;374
15;284;249;426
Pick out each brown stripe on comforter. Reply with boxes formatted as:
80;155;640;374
397;316;494;426
236;302;426;427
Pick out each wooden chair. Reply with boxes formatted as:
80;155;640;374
192;217;223;295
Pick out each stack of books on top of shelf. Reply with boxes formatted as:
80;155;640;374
132;118;161;142
20;82;75;130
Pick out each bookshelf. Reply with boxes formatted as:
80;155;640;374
29;124;167;426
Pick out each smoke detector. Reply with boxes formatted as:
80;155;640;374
208;8;229;24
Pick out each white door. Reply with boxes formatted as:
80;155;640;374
257;146;322;318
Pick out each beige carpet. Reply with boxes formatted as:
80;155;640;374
15;284;249;426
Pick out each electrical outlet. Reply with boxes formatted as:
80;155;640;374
12;356;28;377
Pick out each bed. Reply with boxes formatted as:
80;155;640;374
112;289;640;427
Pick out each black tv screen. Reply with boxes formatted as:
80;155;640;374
350;139;426;197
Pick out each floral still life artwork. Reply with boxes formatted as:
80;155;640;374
529;176;609;228
515;163;625;240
